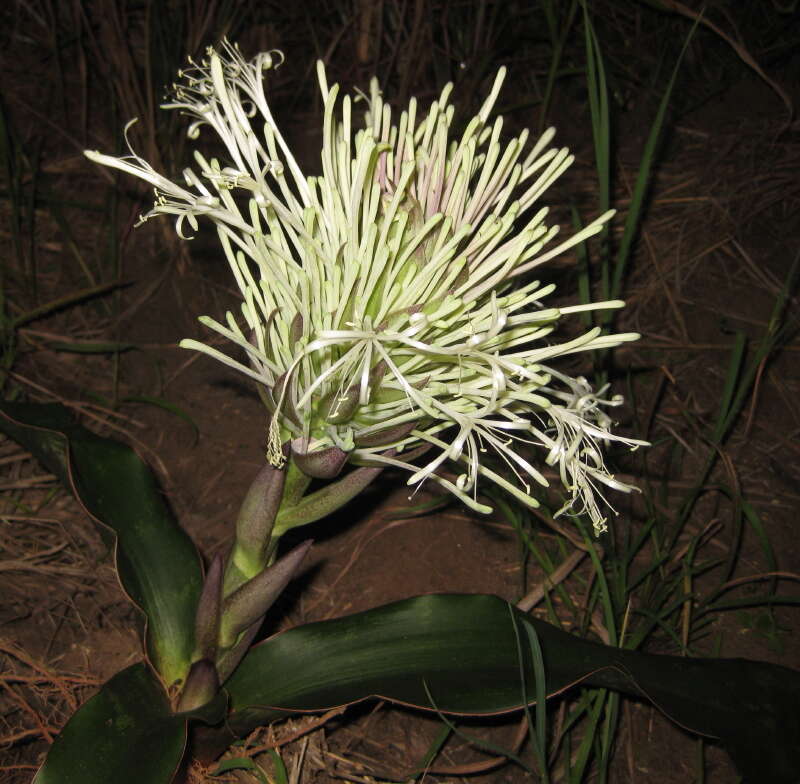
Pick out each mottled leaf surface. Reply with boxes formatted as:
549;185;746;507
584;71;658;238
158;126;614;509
34;663;185;784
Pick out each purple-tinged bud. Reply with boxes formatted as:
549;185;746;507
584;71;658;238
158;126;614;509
318;384;360;425
291;438;349;479
194;554;223;661
219;539;312;649
273;459;392;533
354;420;419;448
234;463;286;573
369;360;387;387
289;311;303;345
176;659;219;713
270;373;301;426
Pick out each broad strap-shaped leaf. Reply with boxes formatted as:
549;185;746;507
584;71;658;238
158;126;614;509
219;594;800;783
0;402;202;687
34;663;186;784
601;643;800;784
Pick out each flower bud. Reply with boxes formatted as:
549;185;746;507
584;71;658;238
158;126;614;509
354;420;419;448
193;554;223;661
219;539;312;649
318;383;360;425
231;463;287;579
291;438;349;479
177;659;219;713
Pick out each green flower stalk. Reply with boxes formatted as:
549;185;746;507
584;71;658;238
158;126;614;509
86;40;645;535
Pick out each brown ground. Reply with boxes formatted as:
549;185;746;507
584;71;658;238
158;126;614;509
1;4;799;783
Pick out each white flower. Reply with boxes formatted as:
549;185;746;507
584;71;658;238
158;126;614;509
85;40;646;535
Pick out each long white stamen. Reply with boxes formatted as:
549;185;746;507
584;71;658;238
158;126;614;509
85;40;646;536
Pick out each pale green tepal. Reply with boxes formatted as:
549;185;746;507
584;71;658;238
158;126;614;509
86;40;645;535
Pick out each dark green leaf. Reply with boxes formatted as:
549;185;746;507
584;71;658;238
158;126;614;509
34;663;185;784
220;594;800;783
0;402;202;687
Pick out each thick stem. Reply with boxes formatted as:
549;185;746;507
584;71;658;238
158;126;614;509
214;451;386;684
282;457;313;506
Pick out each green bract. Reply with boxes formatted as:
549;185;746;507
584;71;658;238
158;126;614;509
85;40;645;534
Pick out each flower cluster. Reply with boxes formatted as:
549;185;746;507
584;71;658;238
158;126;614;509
86;40;645;534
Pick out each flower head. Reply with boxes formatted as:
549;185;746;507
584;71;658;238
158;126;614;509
85;40;645;534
